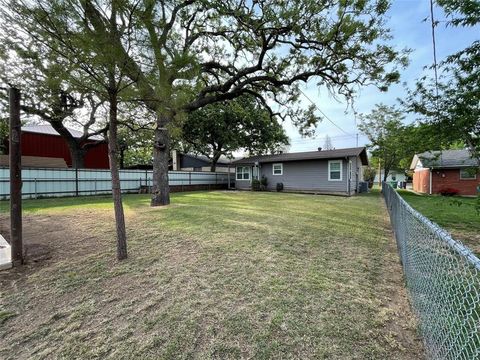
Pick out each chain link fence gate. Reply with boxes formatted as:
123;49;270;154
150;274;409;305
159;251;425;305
383;182;480;359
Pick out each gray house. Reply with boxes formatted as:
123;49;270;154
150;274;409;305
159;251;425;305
232;147;368;195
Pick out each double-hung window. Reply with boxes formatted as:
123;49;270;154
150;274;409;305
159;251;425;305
272;163;283;175
236;166;250;180
328;160;342;181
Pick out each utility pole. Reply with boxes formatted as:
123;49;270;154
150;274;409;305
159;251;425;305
356;133;359;147
9;87;23;265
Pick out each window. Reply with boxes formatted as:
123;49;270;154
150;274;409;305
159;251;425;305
328;160;342;181
236;166;250;180
460;168;477;180
272;163;283;175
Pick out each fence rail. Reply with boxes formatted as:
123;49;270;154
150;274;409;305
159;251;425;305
0;167;231;199
383;182;480;359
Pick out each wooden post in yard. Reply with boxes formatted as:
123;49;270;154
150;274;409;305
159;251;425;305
9;87;23;265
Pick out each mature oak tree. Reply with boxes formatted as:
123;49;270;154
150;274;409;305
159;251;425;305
181;95;289;171
0;36;108;168
4;0;407;207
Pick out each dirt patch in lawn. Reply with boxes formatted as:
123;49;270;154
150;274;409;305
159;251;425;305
0;192;424;359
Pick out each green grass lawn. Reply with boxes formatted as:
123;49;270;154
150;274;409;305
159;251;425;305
0;191;422;359
398;190;480;253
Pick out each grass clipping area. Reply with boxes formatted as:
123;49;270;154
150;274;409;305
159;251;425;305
0;191;423;359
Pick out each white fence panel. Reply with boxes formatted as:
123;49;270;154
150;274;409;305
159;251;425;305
0;167;231;200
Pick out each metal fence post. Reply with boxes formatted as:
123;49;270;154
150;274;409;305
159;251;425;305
189;172;192;185
34;178;37;199
94;178;97;195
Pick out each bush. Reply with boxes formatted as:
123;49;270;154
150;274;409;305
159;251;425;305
251;179;261;191
276;182;284;192
260;176;268;187
439;187;459;196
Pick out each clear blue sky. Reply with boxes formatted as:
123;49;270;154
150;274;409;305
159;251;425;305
285;0;480;152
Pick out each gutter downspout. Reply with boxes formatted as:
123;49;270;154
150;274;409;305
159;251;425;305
429;168;432;195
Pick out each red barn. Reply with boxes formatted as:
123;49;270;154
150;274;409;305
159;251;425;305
411;150;479;196
18;125;109;169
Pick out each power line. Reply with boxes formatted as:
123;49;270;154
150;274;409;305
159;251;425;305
298;88;353;136
264;52;355;137
289;133;367;143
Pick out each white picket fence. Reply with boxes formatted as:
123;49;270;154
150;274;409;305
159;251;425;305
0;167;231;199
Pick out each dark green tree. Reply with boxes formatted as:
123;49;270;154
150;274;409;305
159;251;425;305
4;0;408;206
0;37;108;168
182;95;289;171
358;104;409;181
405;0;479;163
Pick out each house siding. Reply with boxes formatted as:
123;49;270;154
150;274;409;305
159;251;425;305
258;159;349;194
235;179;251;190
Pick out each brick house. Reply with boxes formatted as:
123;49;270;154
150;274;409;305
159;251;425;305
410;149;479;196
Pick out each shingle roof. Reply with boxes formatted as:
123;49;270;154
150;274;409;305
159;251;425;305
22;124;104;141
233;147;368;165
411;149;479;169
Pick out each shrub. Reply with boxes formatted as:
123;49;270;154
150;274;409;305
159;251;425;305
260;176;268;187
276;182;284;192
260;176;268;191
251;179;261;191
439;187;459;196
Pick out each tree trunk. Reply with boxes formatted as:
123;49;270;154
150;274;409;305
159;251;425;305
210;152;222;172
151;112;171;206
50;121;87;169
69;145;87;169
108;92;128;260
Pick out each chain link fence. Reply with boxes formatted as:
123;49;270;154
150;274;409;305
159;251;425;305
383;182;480;359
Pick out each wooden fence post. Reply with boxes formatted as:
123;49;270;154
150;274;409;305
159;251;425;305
9;87;23;265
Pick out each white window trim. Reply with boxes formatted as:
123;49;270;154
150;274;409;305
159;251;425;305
272;163;283;176
459;168;477;180
236;166;251;180
328;160;343;181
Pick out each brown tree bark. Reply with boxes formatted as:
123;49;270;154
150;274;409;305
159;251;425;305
108;91;128;260
49;121;88;169
210;151;222;172
9;87;23;265
151;113;171;206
